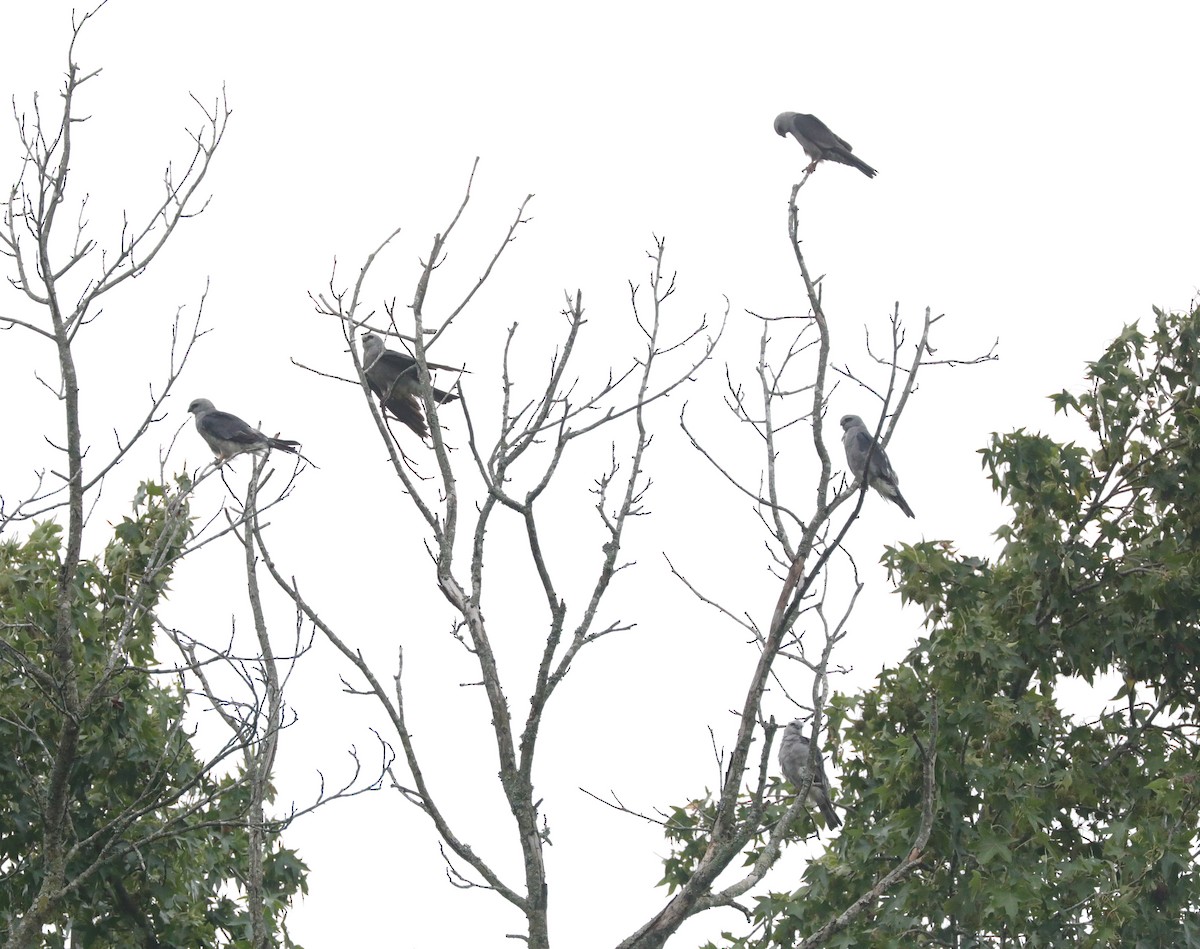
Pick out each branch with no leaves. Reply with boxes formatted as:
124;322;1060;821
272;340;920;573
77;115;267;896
618;175;956;949
249;519;528;912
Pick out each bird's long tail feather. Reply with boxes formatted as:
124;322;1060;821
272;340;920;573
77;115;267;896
844;153;877;178
890;489;915;519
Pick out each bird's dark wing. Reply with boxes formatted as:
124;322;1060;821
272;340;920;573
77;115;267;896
865;440;899;485
365;356;425;437
811;755;829;789
384;393;428;438
202;410;264;446
851;429;875;455
794;114;877;177
378;349;419;378
367;379;426;437
388;351;460;404
374;353;460;401
792;113;847;152
368;349;461;436
870;441;898;481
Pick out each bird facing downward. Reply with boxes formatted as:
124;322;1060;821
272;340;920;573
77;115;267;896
360;332;460;440
840;414;915;518
774;111;877;179
188;398;300;464
778;720;841;829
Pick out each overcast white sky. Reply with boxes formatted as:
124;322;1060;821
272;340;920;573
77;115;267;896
3;2;1199;946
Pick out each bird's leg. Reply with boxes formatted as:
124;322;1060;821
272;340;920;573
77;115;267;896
806;160;818;174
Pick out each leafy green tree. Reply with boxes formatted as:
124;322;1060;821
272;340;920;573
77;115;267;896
713;305;1200;947
0;488;307;949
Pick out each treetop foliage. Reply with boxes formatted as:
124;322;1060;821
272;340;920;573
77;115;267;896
713;305;1200;947
0;479;308;948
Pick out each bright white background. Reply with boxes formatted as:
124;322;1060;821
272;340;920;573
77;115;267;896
2;3;1198;946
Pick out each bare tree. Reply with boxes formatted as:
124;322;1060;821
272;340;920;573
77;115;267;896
260;161;722;948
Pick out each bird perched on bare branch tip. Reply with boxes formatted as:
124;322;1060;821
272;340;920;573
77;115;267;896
188;398;300;464
840;414;914;518
774;112;877;178
778;720;841;828
360;332;460;439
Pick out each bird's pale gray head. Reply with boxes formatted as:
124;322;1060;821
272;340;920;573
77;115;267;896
362;332;383;356
188;398;214;416
784;719;809;740
773;112;795;137
840;414;865;432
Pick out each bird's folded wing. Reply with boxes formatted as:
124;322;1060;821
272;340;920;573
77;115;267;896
204;412;262;444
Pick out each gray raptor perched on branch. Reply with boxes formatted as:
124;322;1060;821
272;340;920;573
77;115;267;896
840;413;915;518
361;332;460;439
187;398;300;464
778;720;842;829
774;111;877;178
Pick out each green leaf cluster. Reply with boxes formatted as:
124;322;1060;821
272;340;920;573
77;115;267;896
0;479;308;948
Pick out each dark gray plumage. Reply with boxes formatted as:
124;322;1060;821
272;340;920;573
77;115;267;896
778;720;841;829
774;112;877;179
840;414;914;518
188;398;300;464
361;333;460;439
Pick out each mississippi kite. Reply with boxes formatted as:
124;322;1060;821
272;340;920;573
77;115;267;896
188;398;300;464
361;332;460;439
774;112;877;178
840;414;915;518
778;720;842;829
